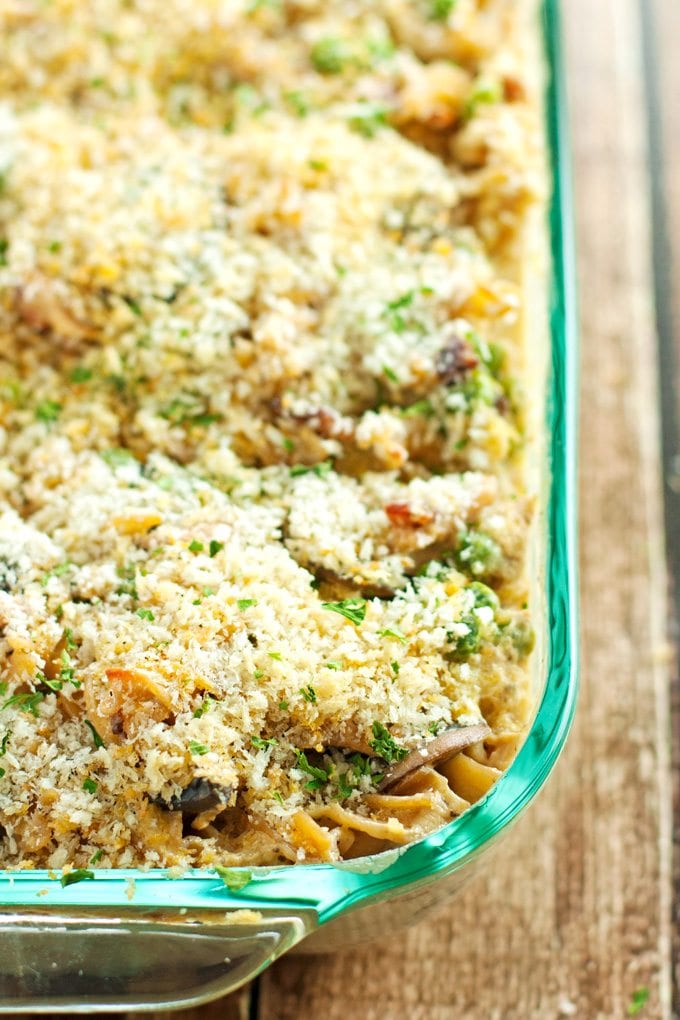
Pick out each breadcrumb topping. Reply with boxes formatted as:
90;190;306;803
0;0;541;868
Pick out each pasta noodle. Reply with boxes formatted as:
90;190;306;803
0;0;542;869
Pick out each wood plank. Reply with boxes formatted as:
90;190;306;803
645;1;680;1014
255;0;674;1017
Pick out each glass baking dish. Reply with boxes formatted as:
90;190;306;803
0;0;577;1010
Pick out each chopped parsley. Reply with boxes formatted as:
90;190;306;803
42;561;72;587
209;540;224;558
310;37;349;74
115;562;138;600
300;685;317;704
429;0;456;19
391;660;400;676
347;104;389;138
2;692;44;717
294;750;330;790
290;460;333;478
214;866;253;891
188;539;204;553
322;598;367;625
386;290;415;312
284;90;310;117
369;721;408;763
36;670;63;693
136;608;155;621
325;660;342;670
84;719;105;749
160;395;219;428
402;398;435;418
100;448;136;468
188;740;210;756
377;627;407;644
0;732;10;755
193;694;215;718
35;399;62;424
278;699;288;710
254;669;264;680
123;295;142;316
237;598;258;611
60;869;95;888
251;735;278;750
463;75;503;121
82;778;98;794
69;365;93;383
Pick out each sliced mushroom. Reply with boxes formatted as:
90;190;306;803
378;723;491;792
153;778;234;817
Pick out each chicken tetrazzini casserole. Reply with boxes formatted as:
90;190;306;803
0;0;545;872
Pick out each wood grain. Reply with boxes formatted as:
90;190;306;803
646;1;680;1015
81;2;675;1018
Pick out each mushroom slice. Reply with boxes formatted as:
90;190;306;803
378;723;491;792
153;778;234;817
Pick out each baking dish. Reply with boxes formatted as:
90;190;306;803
0;0;577;1010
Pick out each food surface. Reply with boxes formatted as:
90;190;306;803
0;0;543;870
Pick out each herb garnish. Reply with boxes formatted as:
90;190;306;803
42;561;71;587
35;400;61;423
251;736;278;750
347;104;389;138
377;627;407;644
100;448;136;468
237;598;258;611
369;721;408;763
193;694;215;718
60;869;95;888
84;719;105;749
82;778;98;794
310;37;349;74
300;685;317;704
70;365;93;383
290;460;333;478
136;608;155;621
294;750;330;790
429;0;456;20
2;692;44;717
209;540;223;558
322;598;367;625
189;740;210;756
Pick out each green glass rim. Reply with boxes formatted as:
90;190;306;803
0;0;578;927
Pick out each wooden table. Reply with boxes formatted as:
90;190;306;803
55;0;679;1016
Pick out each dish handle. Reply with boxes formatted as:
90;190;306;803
0;908;315;1013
